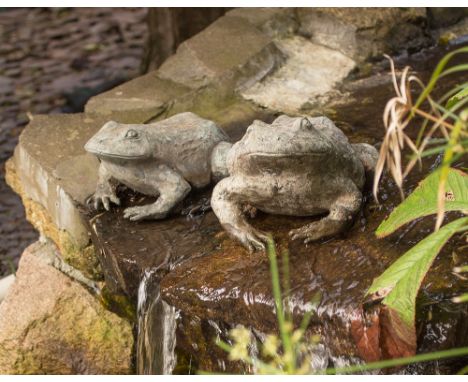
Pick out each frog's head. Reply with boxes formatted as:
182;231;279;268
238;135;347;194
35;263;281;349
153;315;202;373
85;121;152;160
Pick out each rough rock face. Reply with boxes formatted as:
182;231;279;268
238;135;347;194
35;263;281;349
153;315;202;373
0;241;134;374
297;8;429;62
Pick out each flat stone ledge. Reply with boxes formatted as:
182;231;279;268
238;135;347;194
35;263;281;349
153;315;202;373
6;113;109;278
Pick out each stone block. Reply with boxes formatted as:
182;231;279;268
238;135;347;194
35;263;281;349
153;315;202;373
240;36;356;114
158;15;284;90
0;241;134;374
5;113;110;279
85;71;190;123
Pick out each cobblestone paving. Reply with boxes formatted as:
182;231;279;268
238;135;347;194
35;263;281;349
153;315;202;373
0;8;148;276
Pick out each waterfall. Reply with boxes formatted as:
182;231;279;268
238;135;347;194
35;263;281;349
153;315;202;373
136;268;177;375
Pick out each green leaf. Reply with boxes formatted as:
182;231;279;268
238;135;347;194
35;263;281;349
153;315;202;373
446;86;468;110
368;217;468;326
413;46;468;111
376;168;468;238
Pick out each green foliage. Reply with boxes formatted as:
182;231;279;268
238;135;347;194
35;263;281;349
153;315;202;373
376;168;468;238
446;86;468;110
413;46;468;112
368;217;468;326
371;48;468;369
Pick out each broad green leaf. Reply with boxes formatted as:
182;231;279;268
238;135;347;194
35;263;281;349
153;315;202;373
368;217;468;326
376;168;468;237
446;86;468;110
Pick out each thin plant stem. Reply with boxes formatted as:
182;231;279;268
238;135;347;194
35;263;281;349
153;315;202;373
266;238;295;373
327;347;468;374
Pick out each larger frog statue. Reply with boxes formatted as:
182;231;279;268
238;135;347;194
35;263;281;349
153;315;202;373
85;112;231;221
211;115;378;251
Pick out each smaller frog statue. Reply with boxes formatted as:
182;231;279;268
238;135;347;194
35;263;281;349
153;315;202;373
211;115;378;251
84;112;231;221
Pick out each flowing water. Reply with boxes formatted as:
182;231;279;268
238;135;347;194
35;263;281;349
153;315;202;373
137;269;177;374
89;42;468;374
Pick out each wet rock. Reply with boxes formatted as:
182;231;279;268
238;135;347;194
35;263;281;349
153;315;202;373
0;241;133;374
159;205;467;371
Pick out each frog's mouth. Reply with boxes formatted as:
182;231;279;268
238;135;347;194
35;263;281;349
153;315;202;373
84;141;147;160
87;150;146;160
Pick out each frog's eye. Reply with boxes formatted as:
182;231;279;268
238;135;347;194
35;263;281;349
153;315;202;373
125;129;139;139
300;118;313;130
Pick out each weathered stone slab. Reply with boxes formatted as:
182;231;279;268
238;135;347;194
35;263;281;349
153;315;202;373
240;36;356;114
85;72;191;123
6;113;109;279
158;15;284;90
0;241;134;374
297;8;428;62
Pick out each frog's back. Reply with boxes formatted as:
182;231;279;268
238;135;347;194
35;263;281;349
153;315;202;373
147;112;229;188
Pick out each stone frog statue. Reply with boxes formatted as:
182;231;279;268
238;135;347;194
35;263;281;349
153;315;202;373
84;112;231;221
210;115;378;252
85;112;378;252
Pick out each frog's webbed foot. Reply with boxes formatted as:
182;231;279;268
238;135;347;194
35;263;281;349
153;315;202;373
228;224;269;252
289;192;361;244
212;177;268;253
88;165;120;211
88;189;120;211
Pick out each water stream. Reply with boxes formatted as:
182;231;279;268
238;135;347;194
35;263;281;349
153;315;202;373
137;269;177;374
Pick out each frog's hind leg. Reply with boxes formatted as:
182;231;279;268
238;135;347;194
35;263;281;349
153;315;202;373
289;190;362;244
123;165;191;221
211;176;269;252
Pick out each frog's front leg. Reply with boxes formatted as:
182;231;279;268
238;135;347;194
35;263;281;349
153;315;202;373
90;163;120;211
289;190;362;244
211;176;269;252
123;165;191;221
